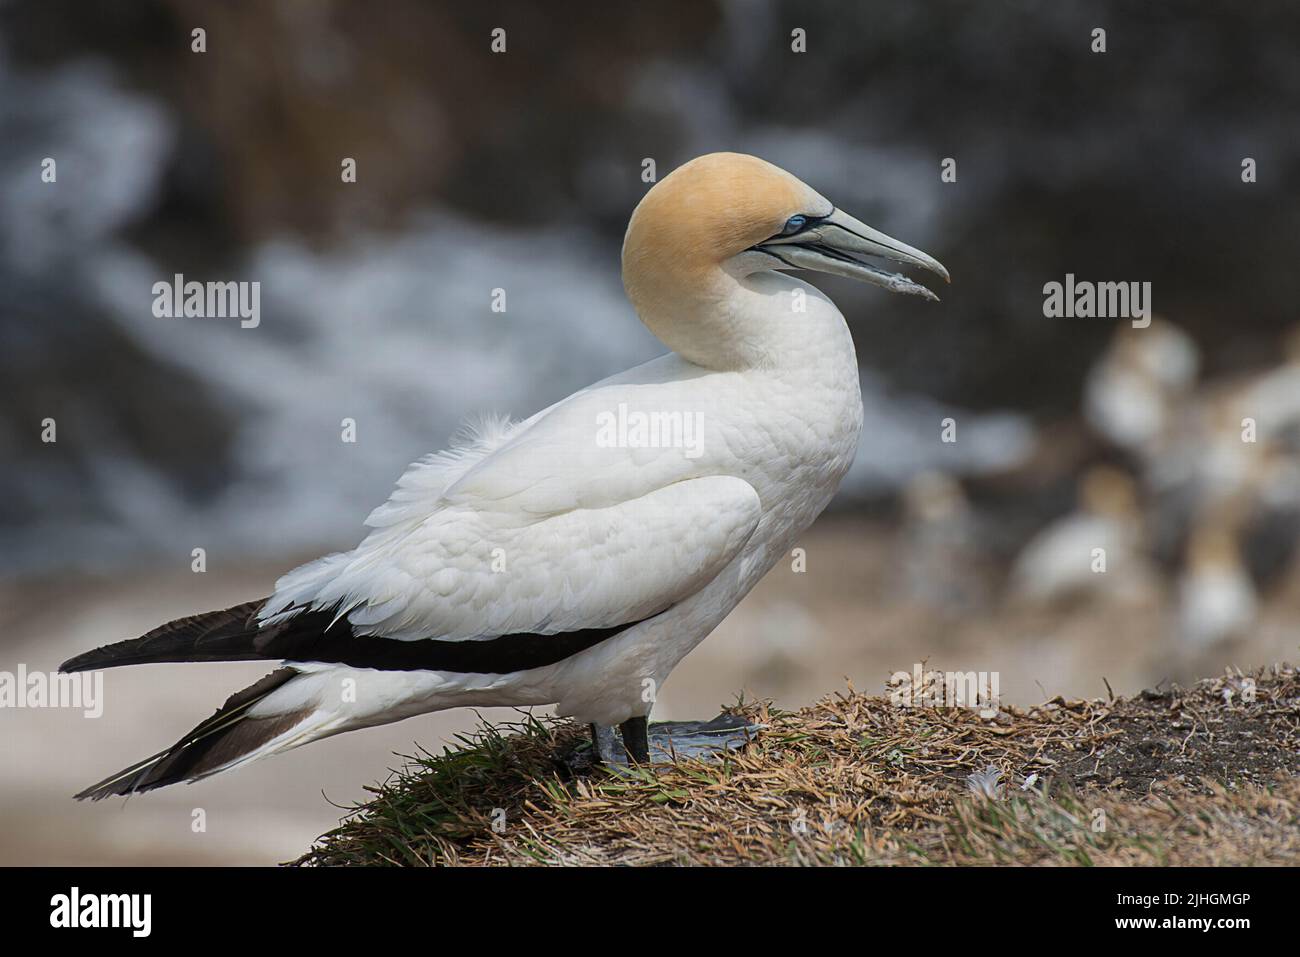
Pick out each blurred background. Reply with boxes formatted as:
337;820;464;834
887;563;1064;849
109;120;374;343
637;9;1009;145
2;0;1299;864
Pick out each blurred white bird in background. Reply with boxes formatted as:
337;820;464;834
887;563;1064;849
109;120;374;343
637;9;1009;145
1008;465;1160;606
1080;320;1300;649
1084;316;1200;458
1177;498;1258;648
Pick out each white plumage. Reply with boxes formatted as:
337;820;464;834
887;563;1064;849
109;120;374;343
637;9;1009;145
253;321;859;731
66;152;949;793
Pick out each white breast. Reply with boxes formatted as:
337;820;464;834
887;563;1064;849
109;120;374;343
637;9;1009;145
266;275;865;727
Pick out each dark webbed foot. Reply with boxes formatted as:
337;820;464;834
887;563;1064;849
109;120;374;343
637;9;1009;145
647;713;760;761
584;713;760;768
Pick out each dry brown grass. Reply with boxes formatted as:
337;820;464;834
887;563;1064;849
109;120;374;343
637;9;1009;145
294;665;1300;866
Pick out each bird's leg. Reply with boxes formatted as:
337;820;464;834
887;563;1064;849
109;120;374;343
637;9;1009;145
589;723;622;764
619;715;651;764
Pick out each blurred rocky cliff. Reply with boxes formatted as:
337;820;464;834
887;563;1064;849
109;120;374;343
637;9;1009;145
2;0;1298;575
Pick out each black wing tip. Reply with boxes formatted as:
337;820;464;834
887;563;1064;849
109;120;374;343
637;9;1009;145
59;651;103;674
58;596;277;675
59;642;147;673
60;647;160;673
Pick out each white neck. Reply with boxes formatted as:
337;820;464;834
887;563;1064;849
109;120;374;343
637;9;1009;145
629;264;856;374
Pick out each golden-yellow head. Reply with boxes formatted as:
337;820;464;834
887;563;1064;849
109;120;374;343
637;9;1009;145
623;153;825;276
622;152;949;313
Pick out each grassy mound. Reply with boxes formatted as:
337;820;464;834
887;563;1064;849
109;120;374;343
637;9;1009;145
294;666;1300;866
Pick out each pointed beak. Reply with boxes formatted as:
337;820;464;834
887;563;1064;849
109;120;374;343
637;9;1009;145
755;208;950;301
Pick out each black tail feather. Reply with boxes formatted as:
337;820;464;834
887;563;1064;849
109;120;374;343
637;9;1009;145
74;667;304;800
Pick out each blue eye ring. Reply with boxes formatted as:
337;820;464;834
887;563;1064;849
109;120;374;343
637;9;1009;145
781;214;808;235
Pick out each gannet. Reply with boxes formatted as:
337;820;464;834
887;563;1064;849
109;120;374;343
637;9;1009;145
1007;465;1159;605
1083;317;1199;455
1177;498;1257;648
1145;328;1300;568
61;152;948;798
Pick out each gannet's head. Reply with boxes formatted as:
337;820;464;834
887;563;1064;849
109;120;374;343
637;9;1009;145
622;152;949;311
